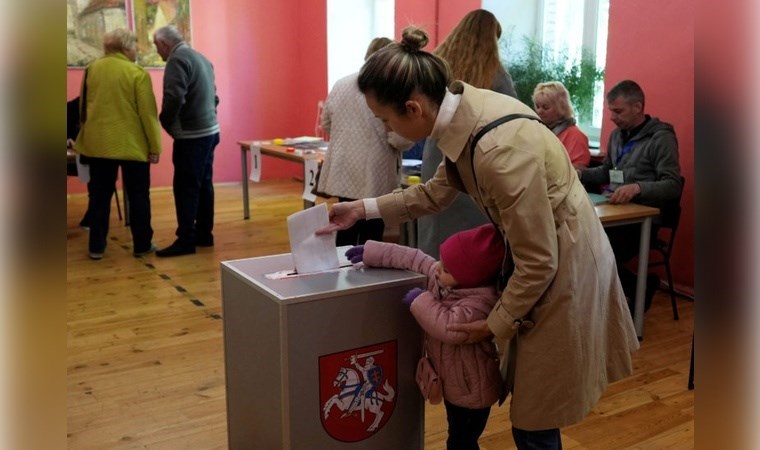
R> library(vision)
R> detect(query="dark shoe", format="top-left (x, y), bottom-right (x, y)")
top-left (133, 243), bottom-right (158, 257)
top-left (644, 274), bottom-right (660, 312)
top-left (156, 241), bottom-right (196, 257)
top-left (196, 235), bottom-right (214, 247)
top-left (89, 252), bottom-right (104, 260)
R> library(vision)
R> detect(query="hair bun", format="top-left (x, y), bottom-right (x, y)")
top-left (400, 26), bottom-right (429, 53)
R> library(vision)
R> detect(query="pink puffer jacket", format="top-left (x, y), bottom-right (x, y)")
top-left (362, 241), bottom-right (503, 409)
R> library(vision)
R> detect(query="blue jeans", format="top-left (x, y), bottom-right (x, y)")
top-left (86, 157), bottom-right (152, 253)
top-left (444, 400), bottom-right (491, 450)
top-left (171, 133), bottom-right (219, 245)
top-left (511, 426), bottom-right (562, 450)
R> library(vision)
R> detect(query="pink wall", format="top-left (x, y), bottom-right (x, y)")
top-left (395, 0), bottom-right (481, 47)
top-left (603, 0), bottom-right (694, 289)
top-left (67, 0), bottom-right (326, 194)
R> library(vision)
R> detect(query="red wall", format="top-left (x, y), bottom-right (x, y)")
top-left (66, 0), bottom-right (326, 194)
top-left (395, 0), bottom-right (481, 47)
top-left (603, 0), bottom-right (694, 289)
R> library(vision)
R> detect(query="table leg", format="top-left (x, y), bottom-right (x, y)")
top-left (241, 148), bottom-right (250, 220)
top-left (633, 216), bottom-right (652, 338)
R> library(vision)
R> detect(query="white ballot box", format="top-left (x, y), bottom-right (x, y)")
top-left (221, 250), bottom-right (426, 449)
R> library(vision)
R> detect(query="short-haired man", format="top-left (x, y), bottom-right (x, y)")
top-left (153, 26), bottom-right (220, 257)
top-left (578, 80), bottom-right (683, 311)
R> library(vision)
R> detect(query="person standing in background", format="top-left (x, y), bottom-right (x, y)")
top-left (417, 9), bottom-right (517, 258)
top-left (316, 37), bottom-right (412, 246)
top-left (533, 81), bottom-right (591, 169)
top-left (67, 96), bottom-right (94, 229)
top-left (153, 25), bottom-right (220, 257)
top-left (75, 29), bottom-right (162, 260)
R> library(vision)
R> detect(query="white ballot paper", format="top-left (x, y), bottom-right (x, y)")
top-left (286, 203), bottom-right (339, 274)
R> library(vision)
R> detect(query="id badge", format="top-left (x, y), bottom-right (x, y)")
top-left (609, 169), bottom-right (624, 184)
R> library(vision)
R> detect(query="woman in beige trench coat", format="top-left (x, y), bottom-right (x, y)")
top-left (317, 27), bottom-right (639, 450)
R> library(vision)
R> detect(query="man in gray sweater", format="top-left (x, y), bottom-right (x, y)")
top-left (578, 80), bottom-right (683, 311)
top-left (153, 26), bottom-right (220, 257)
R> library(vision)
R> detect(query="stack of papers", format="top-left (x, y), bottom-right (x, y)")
top-left (588, 193), bottom-right (608, 205)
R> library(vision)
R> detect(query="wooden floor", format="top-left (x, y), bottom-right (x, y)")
top-left (67, 180), bottom-right (694, 449)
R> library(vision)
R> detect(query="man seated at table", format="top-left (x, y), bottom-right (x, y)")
top-left (578, 80), bottom-right (683, 312)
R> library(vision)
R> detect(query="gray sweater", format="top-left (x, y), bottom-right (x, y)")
top-left (580, 116), bottom-right (682, 209)
top-left (160, 43), bottom-right (220, 139)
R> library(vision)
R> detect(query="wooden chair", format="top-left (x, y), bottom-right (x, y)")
top-left (648, 176), bottom-right (685, 320)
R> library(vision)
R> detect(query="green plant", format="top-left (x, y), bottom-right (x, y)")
top-left (502, 37), bottom-right (604, 124)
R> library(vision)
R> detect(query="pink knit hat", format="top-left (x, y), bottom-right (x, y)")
top-left (439, 224), bottom-right (506, 288)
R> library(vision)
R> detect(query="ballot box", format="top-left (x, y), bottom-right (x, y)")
top-left (221, 250), bottom-right (426, 449)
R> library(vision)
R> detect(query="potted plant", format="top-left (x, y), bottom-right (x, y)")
top-left (502, 38), bottom-right (604, 124)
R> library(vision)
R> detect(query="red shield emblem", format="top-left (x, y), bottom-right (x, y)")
top-left (319, 340), bottom-right (397, 442)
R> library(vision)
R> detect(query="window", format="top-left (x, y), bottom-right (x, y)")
top-left (487, 0), bottom-right (609, 143)
top-left (326, 0), bottom-right (394, 91)
top-left (541, 0), bottom-right (609, 135)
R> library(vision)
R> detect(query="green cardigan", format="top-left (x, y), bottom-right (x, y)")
top-left (75, 53), bottom-right (162, 161)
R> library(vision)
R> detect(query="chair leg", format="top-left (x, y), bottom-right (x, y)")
top-left (665, 260), bottom-right (679, 320)
top-left (688, 335), bottom-right (694, 390)
top-left (113, 188), bottom-right (123, 221)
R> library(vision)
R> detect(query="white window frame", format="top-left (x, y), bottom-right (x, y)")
top-left (537, 0), bottom-right (609, 147)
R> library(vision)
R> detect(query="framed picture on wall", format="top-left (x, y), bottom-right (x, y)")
top-left (67, 0), bottom-right (191, 68)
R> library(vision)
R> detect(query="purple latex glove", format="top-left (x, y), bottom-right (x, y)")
top-left (402, 287), bottom-right (424, 307)
top-left (345, 245), bottom-right (365, 264)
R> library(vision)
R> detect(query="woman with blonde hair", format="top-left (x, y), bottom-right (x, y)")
top-left (435, 9), bottom-right (516, 96)
top-left (75, 28), bottom-right (162, 259)
top-left (416, 9), bottom-right (517, 259)
top-left (533, 81), bottom-right (591, 168)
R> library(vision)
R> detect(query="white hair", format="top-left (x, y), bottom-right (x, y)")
top-left (154, 25), bottom-right (184, 45)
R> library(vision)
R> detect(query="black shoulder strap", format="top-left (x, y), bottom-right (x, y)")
top-left (468, 113), bottom-right (544, 291)
top-left (468, 113), bottom-right (545, 204)
top-left (470, 113), bottom-right (544, 156)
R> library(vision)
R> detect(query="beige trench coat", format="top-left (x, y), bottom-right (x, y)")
top-left (376, 82), bottom-right (639, 430)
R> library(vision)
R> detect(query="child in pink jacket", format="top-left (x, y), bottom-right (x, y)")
top-left (346, 224), bottom-right (506, 450)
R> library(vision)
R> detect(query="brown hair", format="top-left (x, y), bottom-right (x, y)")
top-left (606, 79), bottom-right (646, 108)
top-left (533, 81), bottom-right (575, 119)
top-left (357, 27), bottom-right (451, 115)
top-left (434, 9), bottom-right (503, 89)
top-left (365, 37), bottom-right (393, 60)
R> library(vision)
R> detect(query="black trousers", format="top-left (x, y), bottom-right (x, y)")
top-left (335, 197), bottom-right (385, 246)
top-left (605, 223), bottom-right (660, 297)
top-left (511, 427), bottom-right (563, 449)
top-left (87, 157), bottom-right (152, 253)
top-left (444, 400), bottom-right (491, 450)
top-left (171, 133), bottom-right (219, 246)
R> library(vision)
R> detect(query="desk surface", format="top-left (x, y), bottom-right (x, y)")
top-left (239, 140), bottom-right (325, 164)
top-left (595, 202), bottom-right (659, 223)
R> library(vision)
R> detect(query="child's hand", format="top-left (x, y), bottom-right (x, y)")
top-left (402, 287), bottom-right (424, 307)
top-left (345, 245), bottom-right (364, 264)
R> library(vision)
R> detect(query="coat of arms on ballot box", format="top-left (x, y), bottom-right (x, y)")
top-left (319, 340), bottom-right (398, 442)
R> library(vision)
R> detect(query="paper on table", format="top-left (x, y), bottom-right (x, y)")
top-left (286, 203), bottom-right (339, 274)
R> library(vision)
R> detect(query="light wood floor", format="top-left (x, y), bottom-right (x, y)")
top-left (67, 180), bottom-right (694, 449)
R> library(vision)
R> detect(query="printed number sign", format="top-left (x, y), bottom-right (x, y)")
top-left (249, 143), bottom-right (262, 182)
top-left (302, 158), bottom-right (319, 203)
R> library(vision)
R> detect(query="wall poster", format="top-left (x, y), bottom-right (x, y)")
top-left (67, 0), bottom-right (191, 68)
